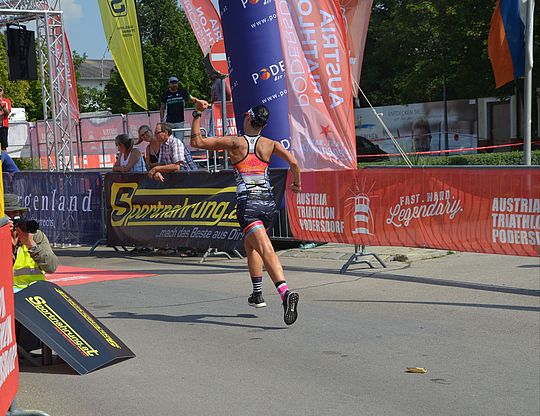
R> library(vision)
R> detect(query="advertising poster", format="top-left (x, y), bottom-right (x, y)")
top-left (355, 99), bottom-right (478, 157)
top-left (220, 0), bottom-right (291, 168)
top-left (105, 170), bottom-right (287, 250)
top-left (10, 172), bottom-right (104, 246)
top-left (0, 225), bottom-right (19, 414)
top-left (14, 281), bottom-right (135, 375)
top-left (287, 167), bottom-right (540, 257)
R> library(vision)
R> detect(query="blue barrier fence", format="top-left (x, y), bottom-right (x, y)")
top-left (2, 170), bottom-right (294, 248)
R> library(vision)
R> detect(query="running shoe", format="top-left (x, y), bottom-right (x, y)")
top-left (248, 292), bottom-right (267, 308)
top-left (282, 291), bottom-right (299, 325)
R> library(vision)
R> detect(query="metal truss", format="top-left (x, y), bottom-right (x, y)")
top-left (0, 0), bottom-right (75, 171)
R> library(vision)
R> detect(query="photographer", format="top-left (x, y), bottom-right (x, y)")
top-left (4, 193), bottom-right (58, 290)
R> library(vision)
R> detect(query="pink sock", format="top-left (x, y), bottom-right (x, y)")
top-left (276, 282), bottom-right (289, 301)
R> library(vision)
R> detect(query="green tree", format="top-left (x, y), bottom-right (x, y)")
top-left (104, 0), bottom-right (209, 114)
top-left (361, 0), bottom-right (539, 106)
top-left (72, 51), bottom-right (109, 112)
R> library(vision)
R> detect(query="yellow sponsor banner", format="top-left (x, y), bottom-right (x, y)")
top-left (98, 0), bottom-right (148, 110)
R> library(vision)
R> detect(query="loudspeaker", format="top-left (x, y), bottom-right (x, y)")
top-left (6, 26), bottom-right (38, 81)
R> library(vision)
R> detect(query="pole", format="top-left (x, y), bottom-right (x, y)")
top-left (523, 0), bottom-right (535, 166)
top-left (443, 74), bottom-right (449, 151)
top-left (221, 78), bottom-right (228, 169)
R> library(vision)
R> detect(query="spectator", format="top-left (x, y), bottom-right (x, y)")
top-left (160, 76), bottom-right (200, 139)
top-left (210, 74), bottom-right (232, 102)
top-left (112, 134), bottom-right (147, 173)
top-left (148, 122), bottom-right (196, 182)
top-left (1, 150), bottom-right (19, 173)
top-left (5, 193), bottom-right (58, 291)
top-left (0, 86), bottom-right (12, 151)
top-left (209, 74), bottom-right (232, 137)
top-left (135, 125), bottom-right (160, 169)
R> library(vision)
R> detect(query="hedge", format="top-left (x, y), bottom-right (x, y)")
top-left (358, 150), bottom-right (540, 167)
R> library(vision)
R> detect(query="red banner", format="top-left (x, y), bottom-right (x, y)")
top-left (0, 224), bottom-right (19, 413)
top-left (275, 0), bottom-right (356, 171)
top-left (340, 0), bottom-right (373, 97)
top-left (181, 0), bottom-right (224, 54)
top-left (212, 101), bottom-right (237, 136)
top-left (287, 168), bottom-right (540, 257)
top-left (64, 34), bottom-right (80, 121)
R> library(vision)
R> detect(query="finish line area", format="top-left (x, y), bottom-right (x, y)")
top-left (46, 265), bottom-right (156, 287)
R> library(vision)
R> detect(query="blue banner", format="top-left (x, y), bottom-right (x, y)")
top-left (219, 0), bottom-right (290, 168)
top-left (9, 172), bottom-right (104, 245)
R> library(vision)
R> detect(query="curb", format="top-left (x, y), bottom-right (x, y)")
top-left (277, 244), bottom-right (452, 263)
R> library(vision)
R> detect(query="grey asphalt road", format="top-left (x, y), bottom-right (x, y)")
top-left (13, 249), bottom-right (540, 416)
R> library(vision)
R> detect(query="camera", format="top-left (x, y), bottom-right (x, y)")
top-left (12, 215), bottom-right (40, 233)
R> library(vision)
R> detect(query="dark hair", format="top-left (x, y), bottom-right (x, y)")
top-left (157, 122), bottom-right (173, 135)
top-left (135, 125), bottom-right (152, 145)
top-left (115, 134), bottom-right (134, 149)
top-left (249, 105), bottom-right (270, 128)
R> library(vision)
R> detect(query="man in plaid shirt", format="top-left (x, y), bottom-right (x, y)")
top-left (148, 122), bottom-right (189, 182)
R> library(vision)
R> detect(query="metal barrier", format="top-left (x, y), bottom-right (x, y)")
top-left (269, 206), bottom-right (294, 241)
top-left (172, 127), bottom-right (222, 172)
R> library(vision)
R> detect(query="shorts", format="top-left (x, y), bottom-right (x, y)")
top-left (236, 192), bottom-right (277, 233)
top-left (0, 127), bottom-right (8, 150)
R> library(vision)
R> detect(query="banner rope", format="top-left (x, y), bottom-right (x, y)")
top-left (358, 88), bottom-right (413, 167)
top-left (357, 140), bottom-right (540, 159)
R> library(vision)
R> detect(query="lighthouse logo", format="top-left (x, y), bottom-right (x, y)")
top-left (352, 195), bottom-right (372, 235)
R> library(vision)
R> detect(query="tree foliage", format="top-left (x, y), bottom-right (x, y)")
top-left (71, 51), bottom-right (109, 112)
top-left (361, 0), bottom-right (539, 106)
top-left (104, 0), bottom-right (209, 114)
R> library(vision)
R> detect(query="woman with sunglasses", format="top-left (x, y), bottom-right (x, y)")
top-left (136, 125), bottom-right (161, 169)
top-left (190, 99), bottom-right (301, 325)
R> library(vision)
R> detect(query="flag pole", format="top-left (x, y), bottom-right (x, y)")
top-left (523, 0), bottom-right (535, 166)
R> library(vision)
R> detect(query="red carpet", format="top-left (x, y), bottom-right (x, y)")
top-left (46, 265), bottom-right (155, 286)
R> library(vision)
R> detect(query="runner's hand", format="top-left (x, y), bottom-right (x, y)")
top-left (194, 99), bottom-right (210, 112)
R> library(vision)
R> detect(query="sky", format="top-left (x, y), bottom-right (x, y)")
top-left (61, 0), bottom-right (219, 59)
top-left (62, 0), bottom-right (111, 59)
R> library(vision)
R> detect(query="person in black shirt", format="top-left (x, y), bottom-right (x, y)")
top-left (160, 76), bottom-right (195, 136)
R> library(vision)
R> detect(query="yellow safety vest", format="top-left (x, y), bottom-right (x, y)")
top-left (13, 244), bottom-right (46, 289)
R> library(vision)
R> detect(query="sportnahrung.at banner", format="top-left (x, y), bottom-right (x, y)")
top-left (286, 167), bottom-right (540, 257)
top-left (105, 170), bottom-right (288, 251)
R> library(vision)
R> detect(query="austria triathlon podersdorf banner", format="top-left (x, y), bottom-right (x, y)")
top-left (274, 0), bottom-right (357, 170)
top-left (181, 0), bottom-right (223, 54)
top-left (340, 0), bottom-right (373, 97)
top-left (219, 0), bottom-right (291, 168)
top-left (105, 170), bottom-right (287, 251)
top-left (286, 167), bottom-right (540, 257)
